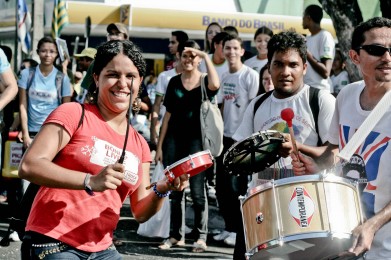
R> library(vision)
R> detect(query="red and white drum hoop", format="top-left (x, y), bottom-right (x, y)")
top-left (164, 150), bottom-right (213, 182)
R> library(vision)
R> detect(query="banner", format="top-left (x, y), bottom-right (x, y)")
top-left (17, 0), bottom-right (32, 54)
top-left (51, 0), bottom-right (69, 39)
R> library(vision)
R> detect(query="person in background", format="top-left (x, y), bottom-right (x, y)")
top-left (0, 46), bottom-right (19, 241)
top-left (73, 47), bottom-right (97, 103)
top-left (214, 34), bottom-right (259, 247)
top-left (199, 31), bottom-right (230, 200)
top-left (165, 31), bottom-right (189, 71)
top-left (80, 23), bottom-right (129, 94)
top-left (199, 32), bottom-right (230, 86)
top-left (204, 22), bottom-right (223, 53)
top-left (302, 4), bottom-right (335, 92)
top-left (293, 17), bottom-right (391, 260)
top-left (257, 64), bottom-right (274, 95)
top-left (331, 47), bottom-right (350, 96)
top-left (155, 40), bottom-right (219, 253)
top-left (232, 30), bottom-right (336, 260)
top-left (145, 74), bottom-right (157, 105)
top-left (130, 83), bottom-right (153, 143)
top-left (18, 36), bottom-right (72, 149)
top-left (19, 59), bottom-right (38, 74)
top-left (223, 26), bottom-right (253, 62)
top-left (18, 39), bottom-right (189, 259)
top-left (150, 31), bottom-right (188, 149)
top-left (244, 26), bottom-right (274, 74)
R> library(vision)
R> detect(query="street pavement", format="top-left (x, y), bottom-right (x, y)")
top-left (0, 192), bottom-right (234, 260)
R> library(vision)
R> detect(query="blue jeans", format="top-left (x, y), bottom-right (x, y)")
top-left (163, 133), bottom-right (208, 242)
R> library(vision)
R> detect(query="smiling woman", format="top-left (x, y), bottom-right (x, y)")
top-left (18, 40), bottom-right (190, 259)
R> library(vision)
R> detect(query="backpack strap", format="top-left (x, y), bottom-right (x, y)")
top-left (200, 73), bottom-right (208, 102)
top-left (77, 104), bottom-right (84, 130)
top-left (55, 70), bottom-right (64, 104)
top-left (308, 87), bottom-right (321, 146)
top-left (26, 67), bottom-right (36, 91)
top-left (253, 90), bottom-right (274, 117)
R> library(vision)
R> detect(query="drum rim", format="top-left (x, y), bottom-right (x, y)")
top-left (246, 231), bottom-right (352, 257)
top-left (226, 129), bottom-right (281, 152)
top-left (223, 130), bottom-right (284, 175)
top-left (245, 174), bottom-right (357, 197)
top-left (165, 150), bottom-right (212, 170)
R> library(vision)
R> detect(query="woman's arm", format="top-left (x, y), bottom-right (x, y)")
top-left (18, 123), bottom-right (125, 192)
top-left (131, 160), bottom-right (189, 223)
top-left (18, 88), bottom-right (31, 147)
top-left (184, 47), bottom-right (220, 91)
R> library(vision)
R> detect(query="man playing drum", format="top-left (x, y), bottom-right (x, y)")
top-left (231, 31), bottom-right (336, 259)
top-left (293, 17), bottom-right (391, 259)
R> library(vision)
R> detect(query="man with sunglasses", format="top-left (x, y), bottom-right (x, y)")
top-left (293, 17), bottom-right (391, 259)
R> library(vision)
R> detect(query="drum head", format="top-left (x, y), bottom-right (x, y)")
top-left (223, 130), bottom-right (284, 176)
top-left (164, 150), bottom-right (213, 182)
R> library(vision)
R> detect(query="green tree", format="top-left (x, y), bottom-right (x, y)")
top-left (319, 0), bottom-right (391, 82)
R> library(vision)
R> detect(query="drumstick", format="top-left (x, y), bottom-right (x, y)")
top-left (281, 108), bottom-right (300, 159)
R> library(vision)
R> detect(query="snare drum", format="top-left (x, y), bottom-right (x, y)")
top-left (241, 174), bottom-right (363, 260)
top-left (164, 150), bottom-right (213, 182)
top-left (224, 130), bottom-right (284, 176)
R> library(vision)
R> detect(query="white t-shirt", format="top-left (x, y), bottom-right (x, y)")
top-left (155, 68), bottom-right (177, 119)
top-left (0, 49), bottom-right (10, 73)
top-left (244, 55), bottom-right (267, 75)
top-left (331, 70), bottom-right (350, 95)
top-left (199, 54), bottom-right (229, 82)
top-left (233, 85), bottom-right (335, 175)
top-left (304, 29), bottom-right (335, 92)
top-left (220, 65), bottom-right (259, 137)
top-left (327, 81), bottom-right (391, 259)
top-left (199, 54), bottom-right (229, 104)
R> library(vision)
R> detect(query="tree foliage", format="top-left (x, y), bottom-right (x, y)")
top-left (319, 0), bottom-right (391, 82)
top-left (319, 0), bottom-right (363, 81)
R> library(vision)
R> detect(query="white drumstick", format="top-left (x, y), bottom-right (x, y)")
top-left (338, 90), bottom-right (391, 161)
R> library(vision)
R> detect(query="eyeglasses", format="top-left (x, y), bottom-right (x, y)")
top-left (357, 45), bottom-right (391, 57)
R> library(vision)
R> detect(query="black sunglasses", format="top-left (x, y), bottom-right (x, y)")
top-left (357, 45), bottom-right (391, 57)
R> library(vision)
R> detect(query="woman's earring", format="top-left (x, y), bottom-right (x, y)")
top-left (132, 97), bottom-right (142, 113)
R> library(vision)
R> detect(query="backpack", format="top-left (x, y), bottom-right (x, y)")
top-left (0, 104), bottom-right (85, 246)
top-left (200, 74), bottom-right (224, 157)
top-left (253, 87), bottom-right (321, 145)
top-left (26, 66), bottom-right (64, 104)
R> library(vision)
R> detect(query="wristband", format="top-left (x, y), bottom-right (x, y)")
top-left (84, 173), bottom-right (95, 196)
top-left (153, 183), bottom-right (171, 198)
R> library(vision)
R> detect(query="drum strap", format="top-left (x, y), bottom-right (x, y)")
top-left (253, 87), bottom-right (321, 146)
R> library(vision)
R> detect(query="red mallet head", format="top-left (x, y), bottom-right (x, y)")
top-left (281, 108), bottom-right (294, 127)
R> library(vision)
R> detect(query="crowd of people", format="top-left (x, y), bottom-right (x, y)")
top-left (0, 3), bottom-right (391, 259)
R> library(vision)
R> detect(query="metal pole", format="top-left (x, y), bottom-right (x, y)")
top-left (32, 0), bottom-right (44, 62)
top-left (14, 0), bottom-right (19, 71)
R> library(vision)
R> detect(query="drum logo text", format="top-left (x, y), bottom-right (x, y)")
top-left (288, 186), bottom-right (315, 228)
